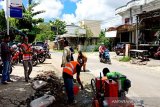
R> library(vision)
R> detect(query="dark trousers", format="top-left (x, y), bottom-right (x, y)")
top-left (23, 60), bottom-right (32, 81)
top-left (1, 61), bottom-right (11, 82)
top-left (63, 78), bottom-right (74, 103)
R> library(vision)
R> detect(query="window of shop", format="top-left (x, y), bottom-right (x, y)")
top-left (121, 32), bottom-right (130, 42)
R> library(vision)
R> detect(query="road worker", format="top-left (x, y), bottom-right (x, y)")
top-left (21, 36), bottom-right (33, 82)
top-left (62, 61), bottom-right (84, 104)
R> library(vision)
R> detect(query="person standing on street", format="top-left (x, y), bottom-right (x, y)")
top-left (21, 36), bottom-right (33, 82)
top-left (61, 40), bottom-right (71, 67)
top-left (70, 46), bottom-right (75, 61)
top-left (63, 61), bottom-right (84, 104)
top-left (77, 51), bottom-right (87, 72)
top-left (1, 35), bottom-right (13, 84)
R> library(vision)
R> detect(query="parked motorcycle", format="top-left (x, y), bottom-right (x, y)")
top-left (32, 52), bottom-right (38, 66)
top-left (100, 49), bottom-right (111, 64)
top-left (44, 48), bottom-right (51, 59)
top-left (31, 46), bottom-right (46, 66)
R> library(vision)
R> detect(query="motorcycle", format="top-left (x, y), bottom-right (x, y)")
top-left (31, 46), bottom-right (46, 66)
top-left (32, 52), bottom-right (38, 66)
top-left (35, 47), bottom-right (46, 63)
top-left (11, 49), bottom-right (23, 65)
top-left (100, 49), bottom-right (111, 64)
top-left (44, 48), bottom-right (51, 59)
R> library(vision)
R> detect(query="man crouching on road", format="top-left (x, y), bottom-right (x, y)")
top-left (63, 61), bottom-right (84, 104)
top-left (21, 36), bottom-right (33, 82)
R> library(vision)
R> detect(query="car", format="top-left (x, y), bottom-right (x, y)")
top-left (114, 42), bottom-right (135, 55)
top-left (33, 41), bottom-right (45, 47)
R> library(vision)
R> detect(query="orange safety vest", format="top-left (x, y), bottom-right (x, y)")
top-left (21, 43), bottom-right (32, 60)
top-left (63, 61), bottom-right (80, 76)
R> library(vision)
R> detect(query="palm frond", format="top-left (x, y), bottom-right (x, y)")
top-left (32, 10), bottom-right (45, 16)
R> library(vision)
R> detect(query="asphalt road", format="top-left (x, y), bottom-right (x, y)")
top-left (51, 51), bottom-right (160, 107)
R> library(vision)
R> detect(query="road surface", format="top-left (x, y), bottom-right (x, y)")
top-left (51, 51), bottom-right (160, 107)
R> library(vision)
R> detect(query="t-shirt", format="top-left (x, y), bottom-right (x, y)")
top-left (1, 42), bottom-right (11, 61)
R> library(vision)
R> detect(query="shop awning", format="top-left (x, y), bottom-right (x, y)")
top-left (105, 31), bottom-right (117, 38)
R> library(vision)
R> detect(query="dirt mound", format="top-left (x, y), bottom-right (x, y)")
top-left (0, 71), bottom-right (94, 107)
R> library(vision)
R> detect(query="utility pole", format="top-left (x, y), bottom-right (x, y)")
top-left (6, 0), bottom-right (9, 35)
top-left (136, 15), bottom-right (139, 49)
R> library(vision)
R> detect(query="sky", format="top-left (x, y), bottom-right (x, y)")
top-left (0, 0), bottom-right (131, 29)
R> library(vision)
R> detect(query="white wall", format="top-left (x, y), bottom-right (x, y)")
top-left (117, 0), bottom-right (160, 24)
top-left (66, 25), bottom-right (86, 35)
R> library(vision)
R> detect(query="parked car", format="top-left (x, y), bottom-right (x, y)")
top-left (114, 42), bottom-right (135, 55)
top-left (33, 41), bottom-right (45, 47)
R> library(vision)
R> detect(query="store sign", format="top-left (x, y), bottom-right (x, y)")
top-left (10, 0), bottom-right (22, 18)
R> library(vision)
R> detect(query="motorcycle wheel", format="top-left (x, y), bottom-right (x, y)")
top-left (32, 60), bottom-right (38, 66)
top-left (39, 56), bottom-right (46, 63)
top-left (46, 54), bottom-right (51, 59)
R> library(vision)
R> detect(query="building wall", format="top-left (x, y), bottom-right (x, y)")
top-left (80, 20), bottom-right (101, 37)
top-left (66, 25), bottom-right (86, 35)
top-left (117, 0), bottom-right (160, 24)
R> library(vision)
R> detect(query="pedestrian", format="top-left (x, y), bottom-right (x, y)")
top-left (70, 46), bottom-right (75, 61)
top-left (21, 36), bottom-right (33, 82)
top-left (1, 35), bottom-right (13, 84)
top-left (63, 61), bottom-right (84, 104)
top-left (61, 40), bottom-right (71, 67)
top-left (77, 51), bottom-right (87, 72)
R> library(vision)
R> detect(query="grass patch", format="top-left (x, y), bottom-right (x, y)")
top-left (119, 56), bottom-right (131, 62)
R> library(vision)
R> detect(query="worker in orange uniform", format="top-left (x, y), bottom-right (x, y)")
top-left (77, 51), bottom-right (87, 72)
top-left (63, 61), bottom-right (84, 104)
top-left (21, 36), bottom-right (33, 82)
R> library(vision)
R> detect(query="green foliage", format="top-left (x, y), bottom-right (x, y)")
top-left (50, 19), bottom-right (67, 35)
top-left (35, 23), bottom-right (55, 41)
top-left (0, 9), bottom-right (6, 31)
top-left (119, 56), bottom-right (131, 62)
top-left (93, 45), bottom-right (99, 52)
top-left (84, 25), bottom-right (93, 39)
top-left (0, 1), bottom-right (44, 43)
top-left (99, 30), bottom-right (112, 50)
top-left (17, 2), bottom-right (44, 31)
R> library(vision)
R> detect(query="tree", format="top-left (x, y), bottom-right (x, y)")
top-left (83, 25), bottom-right (93, 50)
top-left (49, 19), bottom-right (67, 35)
top-left (36, 23), bottom-right (55, 41)
top-left (0, 9), bottom-right (6, 31)
top-left (15, 1), bottom-right (45, 42)
top-left (99, 30), bottom-right (112, 50)
top-left (17, 2), bottom-right (45, 31)
top-left (84, 25), bottom-right (93, 39)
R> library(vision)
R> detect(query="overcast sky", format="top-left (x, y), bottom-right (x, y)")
top-left (0, 0), bottom-right (131, 28)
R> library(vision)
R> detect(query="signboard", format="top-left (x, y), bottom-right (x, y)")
top-left (105, 31), bottom-right (117, 38)
top-left (10, 0), bottom-right (22, 18)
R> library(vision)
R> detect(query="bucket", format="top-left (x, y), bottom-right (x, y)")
top-left (73, 85), bottom-right (79, 95)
